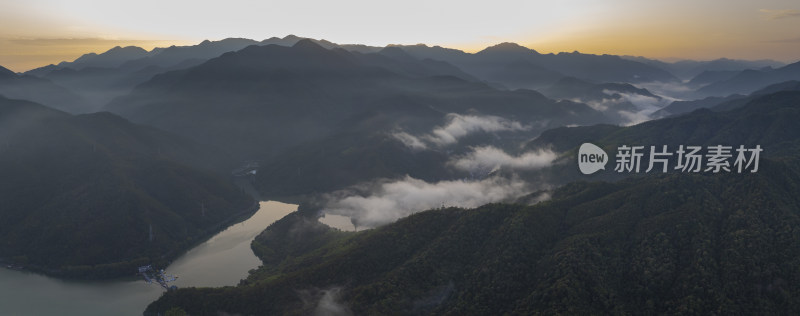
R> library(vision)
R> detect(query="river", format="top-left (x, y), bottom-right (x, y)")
top-left (0, 201), bottom-right (297, 316)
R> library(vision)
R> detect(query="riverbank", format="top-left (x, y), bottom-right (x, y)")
top-left (0, 200), bottom-right (260, 281)
top-left (0, 201), bottom-right (298, 316)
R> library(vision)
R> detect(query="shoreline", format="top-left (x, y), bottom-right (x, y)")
top-left (0, 199), bottom-right (261, 282)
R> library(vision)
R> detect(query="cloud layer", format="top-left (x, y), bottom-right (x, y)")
top-left (323, 176), bottom-right (529, 228)
top-left (297, 287), bottom-right (353, 316)
top-left (449, 146), bottom-right (557, 173)
top-left (392, 113), bottom-right (530, 149)
top-left (392, 131), bottom-right (428, 150)
top-left (582, 89), bottom-right (675, 126)
top-left (427, 113), bottom-right (530, 145)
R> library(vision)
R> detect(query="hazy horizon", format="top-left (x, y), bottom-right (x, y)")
top-left (1, 35), bottom-right (798, 73)
top-left (2, 0), bottom-right (799, 72)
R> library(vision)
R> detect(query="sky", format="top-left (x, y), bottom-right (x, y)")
top-left (1, 0), bottom-right (799, 72)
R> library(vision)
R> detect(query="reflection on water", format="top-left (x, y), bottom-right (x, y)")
top-left (168, 201), bottom-right (296, 287)
top-left (0, 201), bottom-right (296, 316)
top-left (0, 268), bottom-right (160, 316)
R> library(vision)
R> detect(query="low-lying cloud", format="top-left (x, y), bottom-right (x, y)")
top-left (449, 146), bottom-right (557, 173)
top-left (392, 113), bottom-right (530, 149)
top-left (617, 110), bottom-right (654, 126)
top-left (392, 131), bottom-right (428, 150)
top-left (427, 113), bottom-right (530, 146)
top-left (603, 89), bottom-right (665, 108)
top-left (588, 89), bottom-right (676, 126)
top-left (634, 82), bottom-right (694, 100)
top-left (298, 287), bottom-right (353, 316)
top-left (323, 176), bottom-right (529, 228)
top-left (314, 287), bottom-right (351, 316)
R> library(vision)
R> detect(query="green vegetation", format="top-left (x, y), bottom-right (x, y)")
top-left (524, 90), bottom-right (800, 187)
top-left (3, 38), bottom-right (799, 313)
top-left (164, 307), bottom-right (187, 316)
top-left (145, 90), bottom-right (800, 315)
top-left (147, 157), bottom-right (800, 315)
top-left (0, 96), bottom-right (254, 278)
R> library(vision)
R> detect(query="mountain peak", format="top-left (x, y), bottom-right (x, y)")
top-left (70, 45), bottom-right (149, 67)
top-left (479, 42), bottom-right (539, 55)
top-left (0, 65), bottom-right (16, 78)
top-left (292, 39), bottom-right (326, 51)
top-left (217, 38), bottom-right (259, 45)
top-left (105, 45), bottom-right (147, 54)
top-left (378, 46), bottom-right (414, 60)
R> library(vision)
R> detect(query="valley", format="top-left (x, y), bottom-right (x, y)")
top-left (1, 33), bottom-right (799, 315)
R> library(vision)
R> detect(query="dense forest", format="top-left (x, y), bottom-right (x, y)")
top-left (145, 90), bottom-right (800, 314)
top-left (146, 156), bottom-right (800, 315)
top-left (0, 96), bottom-right (254, 278)
top-left (1, 34), bottom-right (799, 314)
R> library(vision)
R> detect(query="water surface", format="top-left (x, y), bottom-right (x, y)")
top-left (0, 201), bottom-right (296, 316)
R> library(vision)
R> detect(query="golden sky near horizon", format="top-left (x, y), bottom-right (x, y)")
top-left (1, 0), bottom-right (799, 72)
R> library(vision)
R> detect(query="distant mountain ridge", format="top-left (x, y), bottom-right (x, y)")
top-left (25, 35), bottom-right (346, 77)
top-left (621, 56), bottom-right (785, 80)
top-left (697, 61), bottom-right (800, 97)
top-left (543, 76), bottom-right (660, 101)
top-left (21, 36), bottom-right (384, 110)
top-left (0, 66), bottom-right (92, 113)
top-left (16, 35), bottom-right (794, 117)
top-left (22, 36), bottom-right (791, 91)
top-left (654, 80), bottom-right (800, 117)
top-left (66, 46), bottom-right (151, 69)
top-left (105, 40), bottom-right (612, 167)
top-left (397, 42), bottom-right (678, 89)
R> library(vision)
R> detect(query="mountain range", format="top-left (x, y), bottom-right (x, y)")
top-left (398, 42), bottom-right (679, 89)
top-left (104, 40), bottom-right (613, 167)
top-left (696, 61), bottom-right (800, 97)
top-left (148, 162), bottom-right (800, 314)
top-left (0, 65), bottom-right (91, 113)
top-left (0, 34), bottom-right (798, 316)
top-left (0, 96), bottom-right (252, 278)
top-left (654, 80), bottom-right (800, 118)
top-left (623, 56), bottom-right (785, 80)
top-left (14, 35), bottom-right (796, 117)
top-left (144, 89), bottom-right (800, 315)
